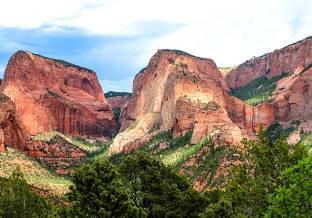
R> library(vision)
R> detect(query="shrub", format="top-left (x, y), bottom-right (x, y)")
top-left (0, 167), bottom-right (56, 217)
top-left (266, 156), bottom-right (312, 217)
top-left (66, 153), bottom-right (207, 217)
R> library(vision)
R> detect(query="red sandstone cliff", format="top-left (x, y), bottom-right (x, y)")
top-left (225, 36), bottom-right (312, 89)
top-left (226, 37), bottom-right (312, 134)
top-left (110, 50), bottom-right (249, 154)
top-left (0, 94), bottom-right (28, 151)
top-left (0, 51), bottom-right (117, 139)
top-left (107, 95), bottom-right (131, 109)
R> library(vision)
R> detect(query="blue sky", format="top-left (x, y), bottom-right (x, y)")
top-left (0, 0), bottom-right (311, 92)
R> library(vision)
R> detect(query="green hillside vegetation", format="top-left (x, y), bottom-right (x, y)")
top-left (230, 73), bottom-right (289, 106)
top-left (0, 168), bottom-right (57, 217)
top-left (300, 131), bottom-right (312, 149)
top-left (105, 91), bottom-right (132, 98)
top-left (0, 148), bottom-right (71, 198)
top-left (110, 131), bottom-right (241, 190)
top-left (32, 131), bottom-right (109, 154)
top-left (0, 130), bottom-right (310, 217)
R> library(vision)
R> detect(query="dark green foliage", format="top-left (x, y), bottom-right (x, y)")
top-left (265, 121), bottom-right (300, 143)
top-left (105, 91), bottom-right (132, 98)
top-left (66, 159), bottom-right (144, 217)
top-left (182, 147), bottom-right (240, 188)
top-left (161, 49), bottom-right (205, 60)
top-left (230, 73), bottom-right (289, 105)
top-left (112, 107), bottom-right (121, 119)
top-left (139, 131), bottom-right (193, 155)
top-left (266, 155), bottom-right (312, 217)
top-left (66, 153), bottom-right (207, 217)
top-left (119, 153), bottom-right (207, 217)
top-left (0, 167), bottom-right (56, 218)
top-left (138, 67), bottom-right (147, 74)
top-left (204, 128), bottom-right (308, 217)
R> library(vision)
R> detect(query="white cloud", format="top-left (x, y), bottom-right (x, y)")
top-left (0, 0), bottom-right (311, 74)
top-left (100, 77), bottom-right (133, 92)
top-left (0, 65), bottom-right (5, 78)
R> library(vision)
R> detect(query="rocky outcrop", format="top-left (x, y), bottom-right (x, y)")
top-left (226, 36), bottom-right (312, 132)
top-left (107, 95), bottom-right (131, 109)
top-left (105, 91), bottom-right (131, 109)
top-left (110, 50), bottom-right (248, 154)
top-left (225, 36), bottom-right (312, 89)
top-left (0, 94), bottom-right (28, 151)
top-left (1, 51), bottom-right (117, 139)
top-left (26, 136), bottom-right (86, 175)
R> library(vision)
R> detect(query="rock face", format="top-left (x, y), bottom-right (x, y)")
top-left (226, 37), bottom-right (312, 131)
top-left (111, 38), bottom-right (312, 154)
top-left (26, 136), bottom-right (86, 175)
top-left (110, 50), bottom-right (247, 154)
top-left (105, 92), bottom-right (131, 109)
top-left (1, 51), bottom-right (117, 139)
top-left (225, 36), bottom-right (312, 89)
top-left (0, 94), bottom-right (28, 151)
top-left (107, 95), bottom-right (131, 109)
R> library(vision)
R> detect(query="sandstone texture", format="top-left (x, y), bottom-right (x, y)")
top-left (111, 37), bottom-right (312, 154)
top-left (226, 37), bottom-right (312, 132)
top-left (0, 94), bottom-right (28, 151)
top-left (225, 36), bottom-right (312, 89)
top-left (107, 95), bottom-right (130, 108)
top-left (110, 50), bottom-right (248, 154)
top-left (26, 136), bottom-right (86, 175)
top-left (1, 51), bottom-right (117, 139)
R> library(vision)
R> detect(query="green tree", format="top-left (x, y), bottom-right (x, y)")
top-left (0, 167), bottom-right (56, 218)
top-left (119, 152), bottom-right (207, 217)
top-left (266, 156), bottom-right (312, 217)
top-left (66, 152), bottom-right (207, 217)
top-left (203, 128), bottom-right (308, 217)
top-left (66, 159), bottom-right (144, 217)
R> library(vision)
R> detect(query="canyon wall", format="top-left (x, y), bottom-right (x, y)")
top-left (110, 50), bottom-right (251, 154)
top-left (0, 94), bottom-right (28, 151)
top-left (0, 51), bottom-right (117, 139)
top-left (225, 36), bottom-right (312, 89)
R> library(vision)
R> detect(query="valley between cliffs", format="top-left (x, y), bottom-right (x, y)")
top-left (0, 36), bottom-right (311, 197)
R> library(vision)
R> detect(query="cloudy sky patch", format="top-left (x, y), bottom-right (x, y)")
top-left (0, 0), bottom-right (311, 92)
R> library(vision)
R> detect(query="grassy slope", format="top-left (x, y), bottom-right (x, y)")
top-left (32, 131), bottom-right (107, 153)
top-left (300, 132), bottom-right (312, 149)
top-left (0, 148), bottom-right (71, 198)
top-left (230, 73), bottom-right (289, 106)
top-left (110, 131), bottom-right (241, 190)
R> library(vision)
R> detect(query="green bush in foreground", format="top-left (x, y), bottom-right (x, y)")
top-left (0, 167), bottom-right (56, 218)
top-left (65, 152), bottom-right (207, 217)
top-left (203, 127), bottom-right (308, 217)
top-left (266, 155), bottom-right (312, 217)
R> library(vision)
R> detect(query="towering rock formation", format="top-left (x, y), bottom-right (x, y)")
top-left (110, 50), bottom-right (248, 154)
top-left (1, 51), bottom-right (117, 139)
top-left (111, 37), bottom-right (312, 154)
top-left (225, 36), bottom-right (312, 89)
